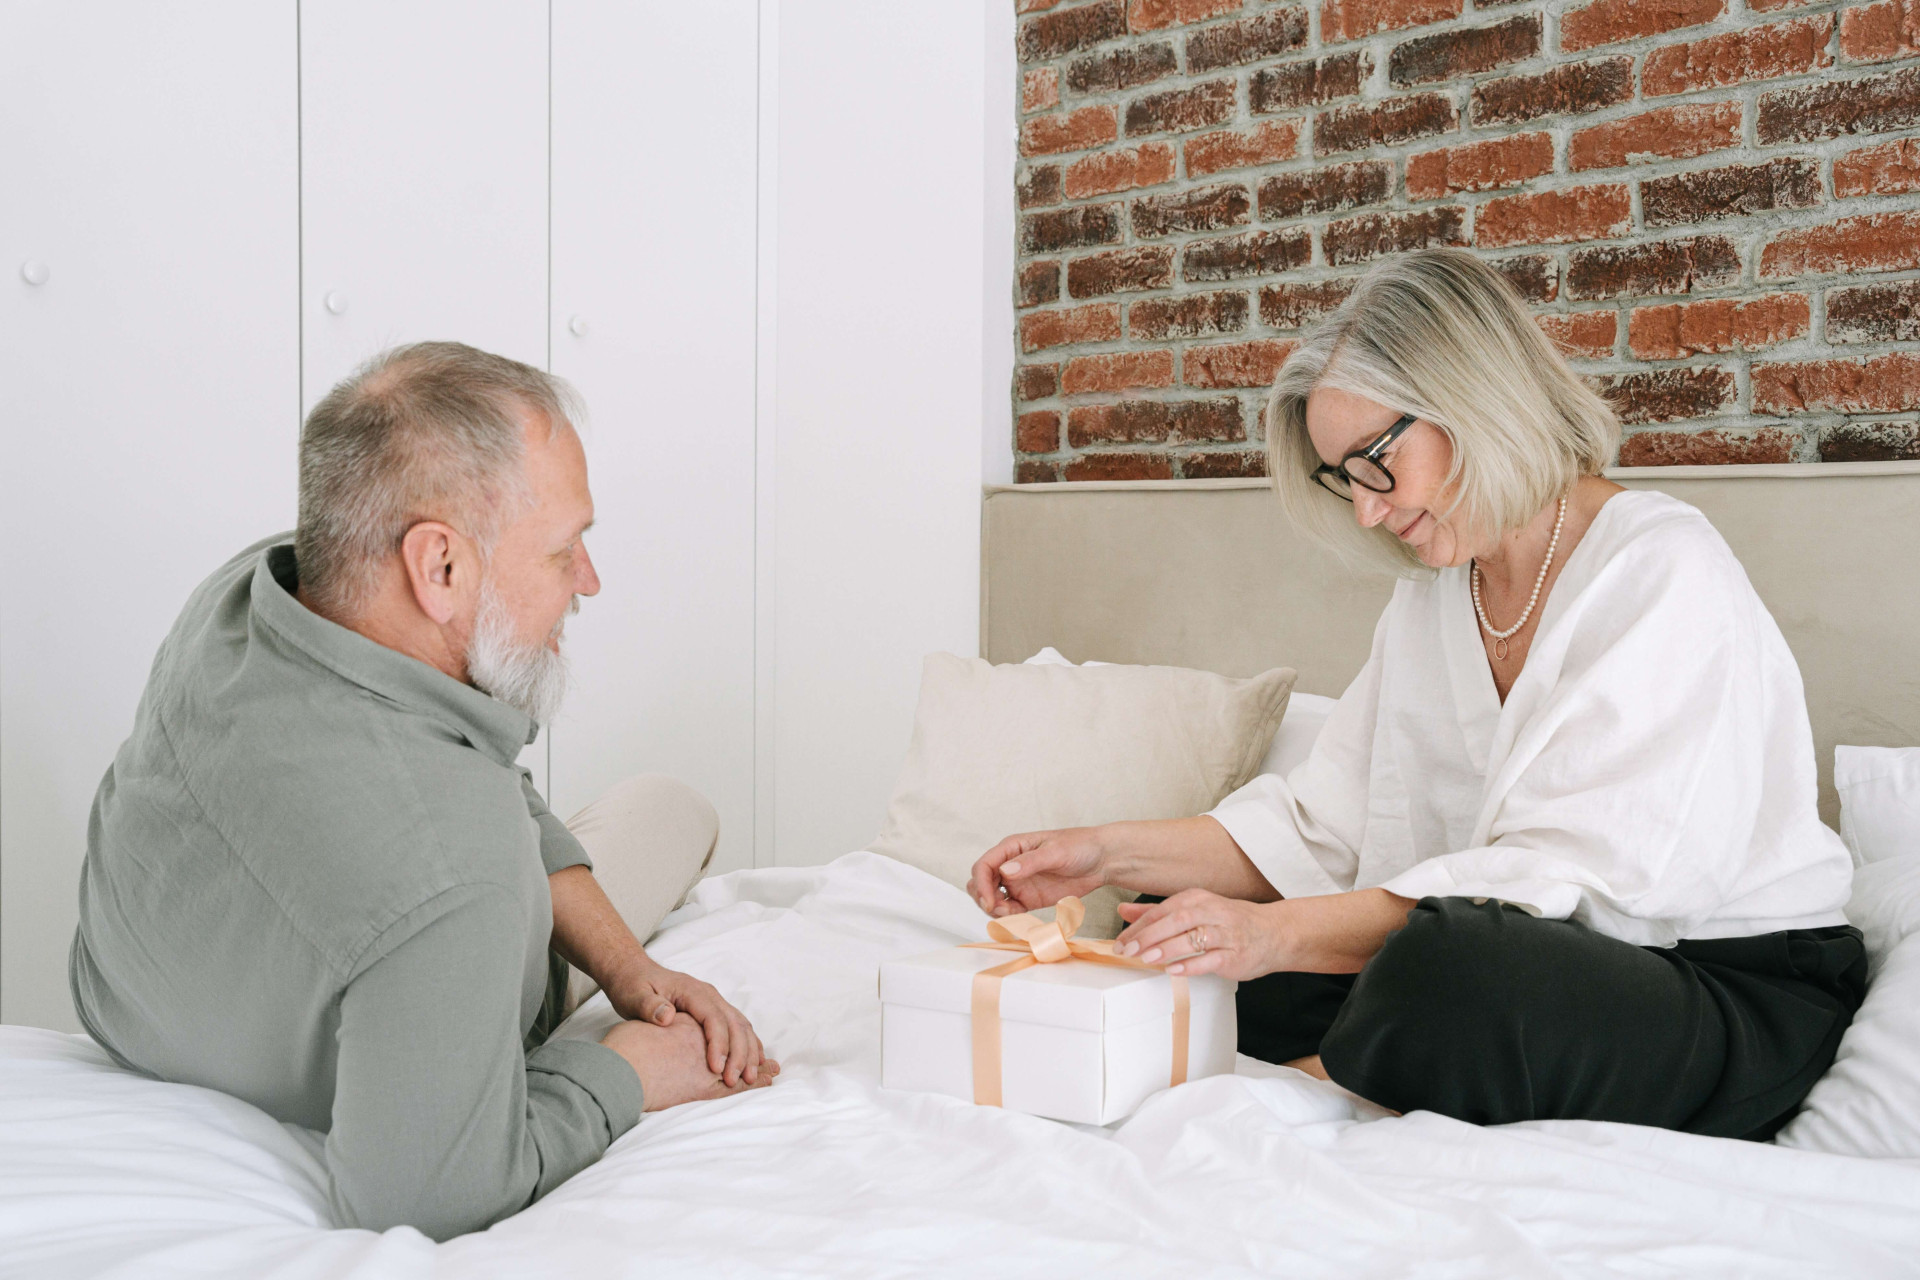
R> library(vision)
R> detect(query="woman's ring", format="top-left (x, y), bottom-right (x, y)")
top-left (1187, 927), bottom-right (1206, 954)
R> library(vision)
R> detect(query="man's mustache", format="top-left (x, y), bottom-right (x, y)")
top-left (549, 595), bottom-right (582, 642)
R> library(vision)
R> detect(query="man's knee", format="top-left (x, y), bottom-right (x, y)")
top-left (570, 774), bottom-right (718, 864)
top-left (566, 774), bottom-right (719, 935)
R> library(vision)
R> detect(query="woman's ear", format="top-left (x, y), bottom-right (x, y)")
top-left (398, 521), bottom-right (470, 626)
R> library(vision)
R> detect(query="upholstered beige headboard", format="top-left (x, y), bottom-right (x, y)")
top-left (982, 462), bottom-right (1920, 826)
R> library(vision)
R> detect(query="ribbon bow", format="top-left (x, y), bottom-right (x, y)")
top-left (962, 897), bottom-right (1189, 1108)
top-left (982, 894), bottom-right (1096, 963)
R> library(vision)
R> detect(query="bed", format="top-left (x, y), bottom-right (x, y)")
top-left (5, 462), bottom-right (1919, 1278)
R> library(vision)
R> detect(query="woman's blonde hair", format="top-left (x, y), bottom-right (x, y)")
top-left (1266, 248), bottom-right (1619, 574)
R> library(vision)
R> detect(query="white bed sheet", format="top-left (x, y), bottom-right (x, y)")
top-left (4, 852), bottom-right (1919, 1279)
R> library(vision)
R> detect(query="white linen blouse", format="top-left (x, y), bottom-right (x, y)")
top-left (1209, 489), bottom-right (1853, 946)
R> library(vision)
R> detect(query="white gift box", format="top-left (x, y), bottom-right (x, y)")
top-left (879, 942), bottom-right (1237, 1125)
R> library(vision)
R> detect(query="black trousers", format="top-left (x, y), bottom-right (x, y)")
top-left (1235, 896), bottom-right (1866, 1141)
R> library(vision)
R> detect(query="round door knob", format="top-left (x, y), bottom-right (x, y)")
top-left (568, 315), bottom-right (588, 337)
top-left (324, 290), bottom-right (349, 315)
top-left (20, 259), bottom-right (49, 286)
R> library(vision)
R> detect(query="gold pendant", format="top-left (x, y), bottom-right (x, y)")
top-left (1494, 637), bottom-right (1510, 660)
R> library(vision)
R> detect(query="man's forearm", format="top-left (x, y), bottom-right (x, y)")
top-left (548, 865), bottom-right (654, 993)
top-left (552, 866), bottom-right (770, 1083)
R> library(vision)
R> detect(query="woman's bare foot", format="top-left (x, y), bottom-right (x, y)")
top-left (1283, 1053), bottom-right (1400, 1116)
top-left (601, 1013), bottom-right (780, 1111)
top-left (1284, 1054), bottom-right (1331, 1081)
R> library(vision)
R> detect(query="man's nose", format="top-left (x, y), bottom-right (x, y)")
top-left (1352, 487), bottom-right (1393, 529)
top-left (576, 542), bottom-right (603, 597)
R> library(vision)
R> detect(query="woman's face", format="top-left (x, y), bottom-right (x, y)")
top-left (1305, 385), bottom-right (1477, 569)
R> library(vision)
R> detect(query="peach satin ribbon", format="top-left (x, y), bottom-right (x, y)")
top-left (963, 896), bottom-right (1190, 1108)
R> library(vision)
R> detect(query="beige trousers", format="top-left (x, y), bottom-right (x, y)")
top-left (558, 774), bottom-right (720, 1017)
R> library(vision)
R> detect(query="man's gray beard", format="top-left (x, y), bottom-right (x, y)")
top-left (466, 579), bottom-right (574, 727)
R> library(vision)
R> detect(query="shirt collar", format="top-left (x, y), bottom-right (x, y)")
top-left (249, 538), bottom-right (537, 764)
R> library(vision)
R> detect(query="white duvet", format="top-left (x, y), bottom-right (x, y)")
top-left (4, 852), bottom-right (1918, 1279)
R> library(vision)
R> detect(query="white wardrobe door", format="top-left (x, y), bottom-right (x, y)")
top-left (549, 0), bottom-right (759, 871)
top-left (771, 6), bottom-right (987, 866)
top-left (0, 3), bottom-right (300, 1030)
top-left (299, 0), bottom-right (549, 409)
top-left (300, 0), bottom-right (552, 786)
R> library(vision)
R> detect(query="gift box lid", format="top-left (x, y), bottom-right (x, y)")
top-left (879, 945), bottom-right (1182, 1033)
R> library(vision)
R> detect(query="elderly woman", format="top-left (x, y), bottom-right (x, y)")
top-left (970, 249), bottom-right (1864, 1139)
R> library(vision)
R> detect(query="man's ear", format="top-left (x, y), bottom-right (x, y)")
top-left (398, 521), bottom-right (471, 627)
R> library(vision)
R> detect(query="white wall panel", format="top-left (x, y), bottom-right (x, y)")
top-left (0, 2), bottom-right (300, 1030)
top-left (982, 0), bottom-right (1018, 488)
top-left (771, 2), bottom-right (987, 866)
top-left (548, 0), bottom-right (759, 871)
top-left (753, 0), bottom-right (782, 873)
top-left (1, 1), bottom-right (1004, 1032)
top-left (299, 0), bottom-right (549, 410)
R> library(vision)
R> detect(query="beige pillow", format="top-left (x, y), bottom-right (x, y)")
top-left (871, 653), bottom-right (1296, 936)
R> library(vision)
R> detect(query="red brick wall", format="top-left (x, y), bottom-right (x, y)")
top-left (1011, 0), bottom-right (1920, 481)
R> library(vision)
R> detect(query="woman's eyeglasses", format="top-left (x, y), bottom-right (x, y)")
top-left (1309, 413), bottom-right (1418, 502)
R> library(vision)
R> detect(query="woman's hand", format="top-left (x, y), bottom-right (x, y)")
top-left (1112, 889), bottom-right (1284, 981)
top-left (969, 827), bottom-right (1110, 917)
top-left (1116, 887), bottom-right (1420, 980)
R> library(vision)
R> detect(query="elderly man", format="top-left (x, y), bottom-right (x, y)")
top-left (69, 342), bottom-right (773, 1240)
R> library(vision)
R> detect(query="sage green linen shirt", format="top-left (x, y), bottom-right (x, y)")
top-left (70, 535), bottom-right (643, 1241)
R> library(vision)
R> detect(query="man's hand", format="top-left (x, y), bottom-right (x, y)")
top-left (601, 1013), bottom-right (776, 1110)
top-left (547, 865), bottom-right (777, 1087)
top-left (605, 961), bottom-right (774, 1087)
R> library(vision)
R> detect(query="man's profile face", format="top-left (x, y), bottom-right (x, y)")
top-left (486, 412), bottom-right (600, 651)
top-left (458, 410), bottom-right (600, 722)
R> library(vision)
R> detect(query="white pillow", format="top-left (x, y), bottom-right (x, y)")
top-left (1836, 745), bottom-right (1920, 865)
top-left (871, 652), bottom-right (1295, 935)
top-left (1259, 691), bottom-right (1337, 778)
top-left (1777, 746), bottom-right (1920, 1158)
top-left (1026, 648), bottom-right (1339, 781)
top-left (1775, 857), bottom-right (1920, 1158)
top-left (1023, 646), bottom-right (1102, 668)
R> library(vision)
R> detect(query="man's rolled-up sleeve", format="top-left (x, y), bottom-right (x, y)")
top-left (326, 885), bottom-right (642, 1240)
top-left (519, 768), bottom-right (592, 876)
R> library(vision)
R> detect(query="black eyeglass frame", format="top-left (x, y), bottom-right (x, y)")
top-left (1310, 412), bottom-right (1418, 502)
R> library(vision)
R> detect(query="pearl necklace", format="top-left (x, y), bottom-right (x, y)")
top-left (1470, 494), bottom-right (1567, 661)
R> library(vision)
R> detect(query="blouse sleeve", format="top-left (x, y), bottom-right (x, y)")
top-left (1206, 612), bottom-right (1390, 899)
top-left (1376, 534), bottom-right (1769, 944)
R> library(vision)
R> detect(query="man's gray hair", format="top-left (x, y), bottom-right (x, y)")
top-left (296, 341), bottom-right (582, 616)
